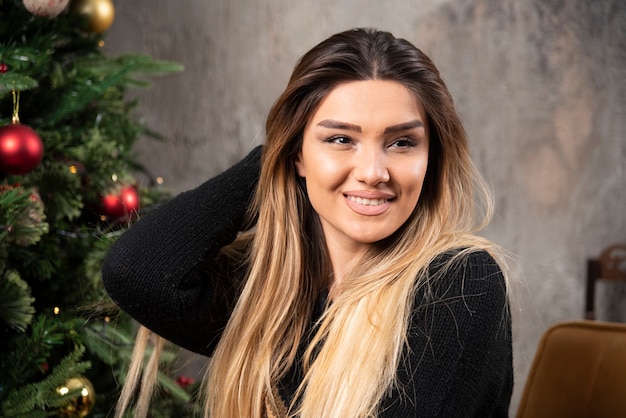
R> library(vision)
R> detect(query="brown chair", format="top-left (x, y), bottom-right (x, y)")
top-left (516, 320), bottom-right (626, 418)
top-left (585, 243), bottom-right (626, 320)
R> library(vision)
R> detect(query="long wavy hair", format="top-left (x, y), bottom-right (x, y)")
top-left (206, 28), bottom-right (503, 417)
top-left (117, 28), bottom-right (506, 418)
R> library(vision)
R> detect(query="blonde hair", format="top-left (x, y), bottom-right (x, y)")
top-left (117, 28), bottom-right (508, 417)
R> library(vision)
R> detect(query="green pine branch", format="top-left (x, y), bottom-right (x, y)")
top-left (1, 345), bottom-right (91, 417)
top-left (42, 54), bottom-right (182, 127)
top-left (24, 160), bottom-right (83, 223)
top-left (0, 269), bottom-right (35, 332)
top-left (0, 73), bottom-right (38, 95)
top-left (0, 185), bottom-right (49, 247)
top-left (1, 315), bottom-right (78, 388)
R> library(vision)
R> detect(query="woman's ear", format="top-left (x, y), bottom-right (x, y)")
top-left (295, 151), bottom-right (306, 177)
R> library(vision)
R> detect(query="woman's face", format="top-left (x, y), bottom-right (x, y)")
top-left (296, 80), bottom-right (429, 257)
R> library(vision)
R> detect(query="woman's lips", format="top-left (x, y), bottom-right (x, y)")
top-left (343, 192), bottom-right (394, 216)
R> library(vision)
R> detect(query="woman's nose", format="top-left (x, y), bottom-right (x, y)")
top-left (352, 146), bottom-right (390, 185)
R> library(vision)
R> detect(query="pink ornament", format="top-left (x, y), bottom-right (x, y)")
top-left (22, 0), bottom-right (70, 18)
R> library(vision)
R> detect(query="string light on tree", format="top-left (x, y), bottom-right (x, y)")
top-left (70, 0), bottom-right (115, 33)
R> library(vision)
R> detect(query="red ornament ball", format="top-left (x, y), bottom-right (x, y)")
top-left (100, 186), bottom-right (139, 218)
top-left (0, 123), bottom-right (44, 175)
top-left (176, 375), bottom-right (195, 389)
top-left (0, 62), bottom-right (8, 73)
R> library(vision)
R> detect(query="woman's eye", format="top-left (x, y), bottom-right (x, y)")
top-left (326, 135), bottom-right (352, 145)
top-left (391, 137), bottom-right (417, 148)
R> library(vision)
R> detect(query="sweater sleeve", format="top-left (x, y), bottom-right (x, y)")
top-left (101, 146), bottom-right (262, 356)
top-left (380, 250), bottom-right (513, 417)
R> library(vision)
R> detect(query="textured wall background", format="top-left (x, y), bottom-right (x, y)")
top-left (105, 0), bottom-right (626, 413)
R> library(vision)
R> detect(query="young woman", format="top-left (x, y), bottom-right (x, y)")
top-left (102, 28), bottom-right (513, 417)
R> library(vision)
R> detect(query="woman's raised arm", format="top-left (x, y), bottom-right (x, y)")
top-left (102, 146), bottom-right (262, 355)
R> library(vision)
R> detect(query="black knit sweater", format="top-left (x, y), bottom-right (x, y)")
top-left (102, 146), bottom-right (513, 417)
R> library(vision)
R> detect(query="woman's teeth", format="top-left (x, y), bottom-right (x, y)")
top-left (347, 195), bottom-right (387, 206)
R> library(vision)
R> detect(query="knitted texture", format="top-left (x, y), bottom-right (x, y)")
top-left (275, 251), bottom-right (513, 417)
top-left (380, 250), bottom-right (513, 417)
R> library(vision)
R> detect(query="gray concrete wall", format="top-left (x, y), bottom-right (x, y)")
top-left (105, 0), bottom-right (626, 414)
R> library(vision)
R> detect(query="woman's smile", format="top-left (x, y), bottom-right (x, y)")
top-left (344, 191), bottom-right (394, 215)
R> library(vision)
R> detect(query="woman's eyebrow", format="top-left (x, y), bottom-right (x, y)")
top-left (316, 119), bottom-right (424, 134)
top-left (384, 120), bottom-right (424, 133)
top-left (317, 119), bottom-right (361, 132)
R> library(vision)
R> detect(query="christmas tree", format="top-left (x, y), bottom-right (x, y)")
top-left (0, 0), bottom-right (200, 416)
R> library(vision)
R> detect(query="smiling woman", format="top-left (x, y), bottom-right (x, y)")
top-left (102, 28), bottom-right (513, 418)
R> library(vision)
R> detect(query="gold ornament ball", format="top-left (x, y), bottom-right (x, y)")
top-left (56, 376), bottom-right (96, 417)
top-left (71, 0), bottom-right (115, 33)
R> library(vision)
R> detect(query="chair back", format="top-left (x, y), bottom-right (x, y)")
top-left (516, 320), bottom-right (626, 418)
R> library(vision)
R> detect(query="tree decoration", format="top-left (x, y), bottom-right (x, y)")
top-left (0, 91), bottom-right (44, 175)
top-left (0, 62), bottom-right (8, 73)
top-left (176, 375), bottom-right (195, 390)
top-left (22, 0), bottom-right (70, 18)
top-left (0, 123), bottom-right (44, 175)
top-left (56, 375), bottom-right (95, 417)
top-left (70, 0), bottom-right (115, 33)
top-left (100, 185), bottom-right (139, 218)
